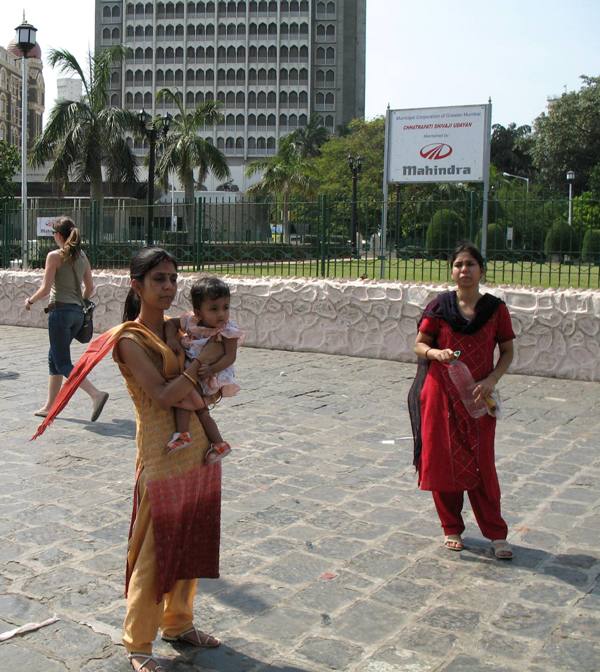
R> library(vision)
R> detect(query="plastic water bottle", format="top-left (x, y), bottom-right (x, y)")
top-left (447, 351), bottom-right (488, 418)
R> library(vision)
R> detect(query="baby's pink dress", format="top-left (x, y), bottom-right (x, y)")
top-left (180, 313), bottom-right (243, 397)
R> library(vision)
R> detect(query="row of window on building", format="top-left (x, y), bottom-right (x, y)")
top-left (121, 67), bottom-right (334, 85)
top-left (124, 44), bottom-right (334, 63)
top-left (107, 22), bottom-right (336, 41)
top-left (119, 89), bottom-right (335, 107)
top-left (106, 1), bottom-right (328, 20)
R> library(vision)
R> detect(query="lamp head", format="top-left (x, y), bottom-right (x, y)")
top-left (15, 13), bottom-right (37, 52)
top-left (137, 109), bottom-right (150, 127)
top-left (566, 170), bottom-right (575, 182)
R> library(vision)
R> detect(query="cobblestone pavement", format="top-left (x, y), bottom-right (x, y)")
top-left (1, 324), bottom-right (599, 672)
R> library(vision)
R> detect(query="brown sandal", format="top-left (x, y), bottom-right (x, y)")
top-left (491, 539), bottom-right (513, 560)
top-left (162, 625), bottom-right (220, 648)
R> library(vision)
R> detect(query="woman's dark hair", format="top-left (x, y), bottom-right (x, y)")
top-left (190, 275), bottom-right (230, 309)
top-left (122, 247), bottom-right (178, 322)
top-left (450, 241), bottom-right (485, 271)
top-left (53, 216), bottom-right (81, 261)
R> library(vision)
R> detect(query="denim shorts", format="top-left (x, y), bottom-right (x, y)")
top-left (47, 303), bottom-right (84, 377)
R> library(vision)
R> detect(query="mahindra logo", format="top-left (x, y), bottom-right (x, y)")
top-left (420, 143), bottom-right (453, 160)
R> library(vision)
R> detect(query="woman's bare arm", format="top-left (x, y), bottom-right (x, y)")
top-left (414, 331), bottom-right (454, 363)
top-left (82, 260), bottom-right (94, 300)
top-left (24, 251), bottom-right (60, 308)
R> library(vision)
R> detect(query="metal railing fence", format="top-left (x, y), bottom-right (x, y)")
top-left (1, 193), bottom-right (599, 289)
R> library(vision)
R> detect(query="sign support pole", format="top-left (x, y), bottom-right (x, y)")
top-left (380, 105), bottom-right (391, 279)
top-left (480, 99), bottom-right (492, 258)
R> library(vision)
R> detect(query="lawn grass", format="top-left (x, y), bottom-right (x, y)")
top-left (179, 257), bottom-right (600, 289)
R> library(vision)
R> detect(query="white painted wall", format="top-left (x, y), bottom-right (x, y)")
top-left (3, 271), bottom-right (599, 382)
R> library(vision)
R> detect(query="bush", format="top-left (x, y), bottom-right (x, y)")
top-left (581, 229), bottom-right (600, 264)
top-left (544, 221), bottom-right (580, 259)
top-left (475, 223), bottom-right (507, 255)
top-left (425, 209), bottom-right (465, 256)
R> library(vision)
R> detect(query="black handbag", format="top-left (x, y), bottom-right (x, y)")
top-left (71, 262), bottom-right (95, 344)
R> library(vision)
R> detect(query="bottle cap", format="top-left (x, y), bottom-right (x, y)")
top-left (453, 350), bottom-right (461, 359)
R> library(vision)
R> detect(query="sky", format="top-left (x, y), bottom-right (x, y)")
top-left (6, 0), bottom-right (600, 129)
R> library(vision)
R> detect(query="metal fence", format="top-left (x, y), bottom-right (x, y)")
top-left (1, 194), bottom-right (599, 288)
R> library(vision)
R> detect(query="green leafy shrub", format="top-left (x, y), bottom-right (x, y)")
top-left (544, 221), bottom-right (580, 259)
top-left (425, 209), bottom-right (465, 257)
top-left (475, 223), bottom-right (507, 255)
top-left (581, 229), bottom-right (600, 264)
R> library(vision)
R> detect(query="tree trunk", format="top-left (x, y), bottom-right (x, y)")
top-left (184, 171), bottom-right (195, 233)
top-left (90, 171), bottom-right (104, 245)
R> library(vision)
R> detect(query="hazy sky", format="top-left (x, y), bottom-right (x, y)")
top-left (7, 0), bottom-right (600, 128)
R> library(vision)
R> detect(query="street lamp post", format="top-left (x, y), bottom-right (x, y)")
top-left (347, 155), bottom-right (362, 258)
top-left (502, 171), bottom-right (529, 192)
top-left (15, 14), bottom-right (37, 269)
top-left (566, 170), bottom-right (575, 227)
top-left (138, 110), bottom-right (171, 246)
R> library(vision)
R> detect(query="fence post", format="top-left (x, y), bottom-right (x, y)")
top-left (1, 202), bottom-right (6, 268)
top-left (318, 194), bottom-right (327, 277)
top-left (195, 197), bottom-right (204, 272)
top-left (89, 201), bottom-right (98, 268)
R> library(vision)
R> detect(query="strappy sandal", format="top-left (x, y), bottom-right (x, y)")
top-left (444, 534), bottom-right (464, 551)
top-left (162, 625), bottom-right (220, 648)
top-left (491, 539), bottom-right (513, 560)
top-left (205, 441), bottom-right (231, 464)
top-left (127, 653), bottom-right (167, 671)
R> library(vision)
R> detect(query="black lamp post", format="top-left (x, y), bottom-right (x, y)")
top-left (348, 155), bottom-right (362, 257)
top-left (15, 13), bottom-right (38, 269)
top-left (138, 109), bottom-right (171, 246)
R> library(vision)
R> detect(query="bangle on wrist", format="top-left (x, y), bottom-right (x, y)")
top-left (27, 298), bottom-right (33, 305)
top-left (182, 370), bottom-right (197, 385)
top-left (424, 347), bottom-right (432, 360)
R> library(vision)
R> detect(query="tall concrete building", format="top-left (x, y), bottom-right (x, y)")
top-left (94, 0), bottom-right (366, 189)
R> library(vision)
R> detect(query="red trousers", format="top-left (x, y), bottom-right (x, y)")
top-left (432, 479), bottom-right (508, 541)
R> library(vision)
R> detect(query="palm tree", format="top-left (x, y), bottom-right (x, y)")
top-left (288, 115), bottom-right (329, 158)
top-left (246, 136), bottom-right (314, 241)
top-left (30, 46), bottom-right (138, 210)
top-left (155, 89), bottom-right (230, 227)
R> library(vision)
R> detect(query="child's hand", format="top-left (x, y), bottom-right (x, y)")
top-left (197, 362), bottom-right (213, 378)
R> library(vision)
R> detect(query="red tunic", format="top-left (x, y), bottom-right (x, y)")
top-left (418, 302), bottom-right (515, 492)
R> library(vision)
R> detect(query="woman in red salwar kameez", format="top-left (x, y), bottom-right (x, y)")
top-left (408, 243), bottom-right (515, 559)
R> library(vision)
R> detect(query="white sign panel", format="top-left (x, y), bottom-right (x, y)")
top-left (387, 105), bottom-right (487, 183)
top-left (37, 217), bottom-right (56, 237)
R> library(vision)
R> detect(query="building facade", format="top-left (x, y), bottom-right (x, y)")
top-left (94, 0), bottom-right (366, 189)
top-left (0, 44), bottom-right (44, 149)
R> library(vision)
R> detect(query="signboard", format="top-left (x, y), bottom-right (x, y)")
top-left (37, 217), bottom-right (56, 237)
top-left (387, 105), bottom-right (487, 183)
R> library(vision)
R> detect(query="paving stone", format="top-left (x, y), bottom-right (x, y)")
top-left (1, 325), bottom-right (600, 672)
top-left (296, 636), bottom-right (364, 670)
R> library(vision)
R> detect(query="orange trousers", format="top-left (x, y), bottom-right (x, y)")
top-left (122, 477), bottom-right (198, 654)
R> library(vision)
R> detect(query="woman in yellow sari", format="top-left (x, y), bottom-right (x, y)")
top-left (32, 247), bottom-right (224, 671)
top-left (115, 248), bottom-right (223, 671)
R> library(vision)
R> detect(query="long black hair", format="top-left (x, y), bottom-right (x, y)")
top-left (122, 247), bottom-right (178, 322)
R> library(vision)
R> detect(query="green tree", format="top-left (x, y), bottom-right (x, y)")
top-left (30, 46), bottom-right (138, 209)
top-left (0, 140), bottom-right (19, 203)
top-left (245, 135), bottom-right (314, 241)
top-left (490, 122), bottom-right (534, 179)
top-left (288, 115), bottom-right (329, 158)
top-left (155, 89), bottom-right (229, 227)
top-left (532, 75), bottom-right (600, 194)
